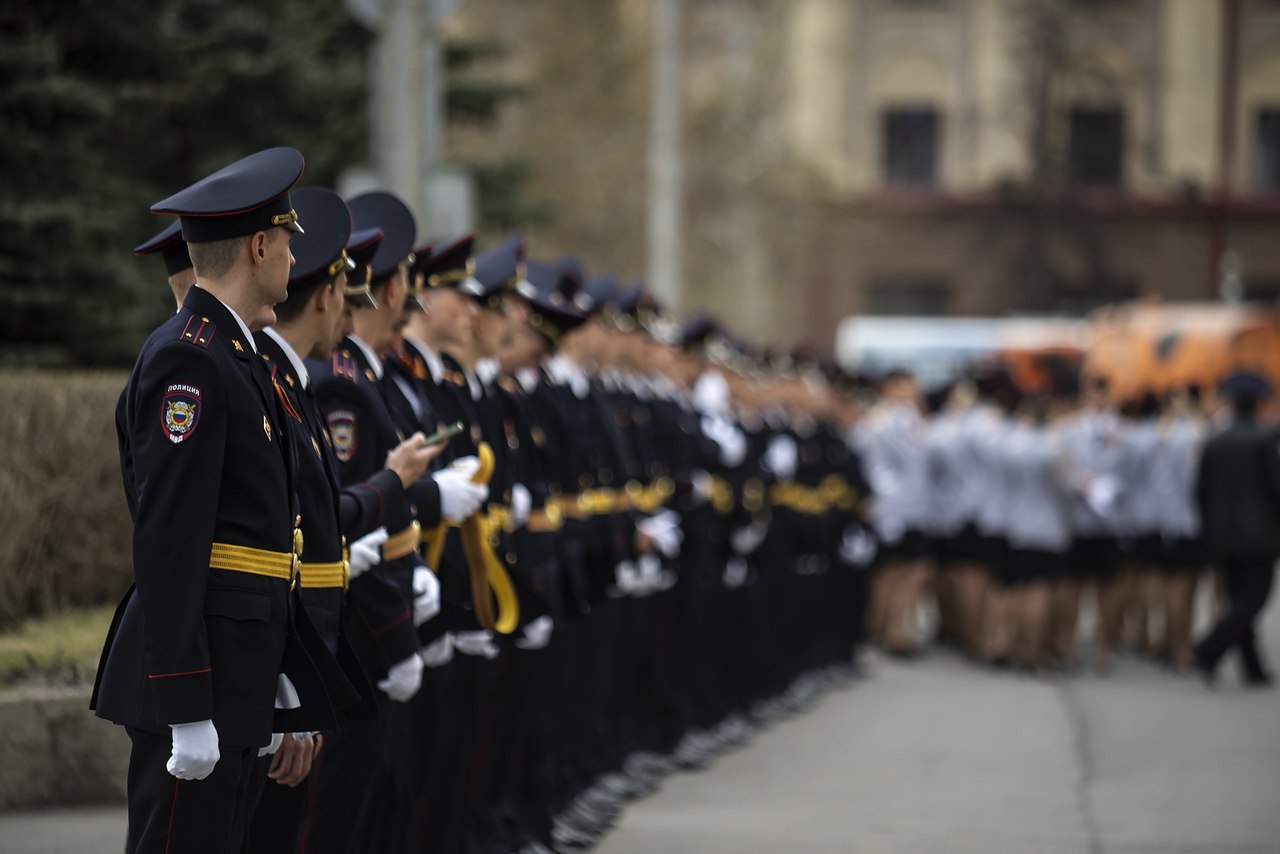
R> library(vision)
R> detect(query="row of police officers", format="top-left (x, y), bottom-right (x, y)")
top-left (92, 148), bottom-right (876, 854)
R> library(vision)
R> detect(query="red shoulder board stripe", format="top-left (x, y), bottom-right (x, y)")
top-left (178, 316), bottom-right (215, 349)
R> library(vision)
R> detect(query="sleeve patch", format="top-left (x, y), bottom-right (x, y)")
top-left (327, 410), bottom-right (358, 462)
top-left (161, 384), bottom-right (202, 444)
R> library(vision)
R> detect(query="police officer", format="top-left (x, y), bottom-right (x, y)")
top-left (244, 186), bottom-right (442, 853)
top-left (1194, 372), bottom-right (1280, 688)
top-left (93, 147), bottom-right (330, 854)
top-left (133, 219), bottom-right (196, 310)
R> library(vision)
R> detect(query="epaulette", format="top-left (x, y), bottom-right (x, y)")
top-left (178, 315), bottom-right (216, 349)
top-left (331, 349), bottom-right (360, 383)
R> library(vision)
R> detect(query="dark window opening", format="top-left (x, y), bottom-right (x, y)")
top-left (1068, 107), bottom-right (1124, 188)
top-left (867, 278), bottom-right (951, 315)
top-left (1254, 108), bottom-right (1280, 192)
top-left (883, 108), bottom-right (941, 186)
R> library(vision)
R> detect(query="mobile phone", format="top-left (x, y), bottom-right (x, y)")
top-left (423, 421), bottom-right (465, 447)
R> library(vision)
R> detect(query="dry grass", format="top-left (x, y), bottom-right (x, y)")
top-left (0, 604), bottom-right (116, 688)
top-left (0, 371), bottom-right (133, 630)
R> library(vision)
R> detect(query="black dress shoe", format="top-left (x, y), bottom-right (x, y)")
top-left (1245, 672), bottom-right (1273, 689)
top-left (1193, 652), bottom-right (1217, 689)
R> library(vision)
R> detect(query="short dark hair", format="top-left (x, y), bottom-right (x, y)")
top-left (273, 278), bottom-right (331, 324)
top-left (187, 235), bottom-right (248, 279)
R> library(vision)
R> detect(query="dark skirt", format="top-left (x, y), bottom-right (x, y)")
top-left (1070, 536), bottom-right (1120, 580)
top-left (1001, 547), bottom-right (1065, 587)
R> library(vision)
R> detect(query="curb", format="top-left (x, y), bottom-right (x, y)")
top-left (0, 686), bottom-right (128, 810)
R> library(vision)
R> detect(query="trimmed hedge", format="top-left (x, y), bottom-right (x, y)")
top-left (0, 371), bottom-right (132, 629)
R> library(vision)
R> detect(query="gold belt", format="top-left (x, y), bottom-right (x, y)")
top-left (382, 521), bottom-right (422, 560)
top-left (300, 560), bottom-right (349, 590)
top-left (209, 540), bottom-right (300, 587)
top-left (527, 505), bottom-right (563, 533)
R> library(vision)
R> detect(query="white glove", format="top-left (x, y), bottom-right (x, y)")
top-left (167, 720), bottom-right (219, 780)
top-left (421, 632), bottom-right (455, 667)
top-left (690, 469), bottom-right (713, 505)
top-left (274, 673), bottom-right (301, 710)
top-left (411, 565), bottom-right (441, 626)
top-left (514, 615), bottom-right (554, 650)
top-left (763, 434), bottom-right (798, 479)
top-left (730, 521), bottom-right (768, 556)
top-left (613, 560), bottom-right (640, 596)
top-left (637, 510), bottom-right (683, 559)
top-left (702, 416), bottom-right (747, 468)
top-left (348, 527), bottom-right (388, 580)
top-left (636, 553), bottom-right (663, 595)
top-left (258, 732), bottom-right (285, 758)
top-left (839, 526), bottom-right (878, 568)
top-left (453, 630), bottom-right (500, 659)
top-left (1085, 475), bottom-right (1120, 518)
top-left (435, 460), bottom-right (489, 522)
top-left (723, 557), bottom-right (749, 589)
top-left (377, 652), bottom-right (424, 702)
top-left (510, 483), bottom-right (532, 528)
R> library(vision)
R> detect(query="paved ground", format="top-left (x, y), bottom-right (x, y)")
top-left (4, 590), bottom-right (1278, 854)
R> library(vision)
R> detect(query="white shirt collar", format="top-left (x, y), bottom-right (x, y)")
top-left (348, 334), bottom-right (384, 380)
top-left (476, 357), bottom-right (500, 388)
top-left (261, 326), bottom-right (310, 389)
top-left (404, 333), bottom-right (445, 384)
top-left (195, 283), bottom-right (256, 353)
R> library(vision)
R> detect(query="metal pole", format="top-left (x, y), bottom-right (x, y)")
top-left (648, 0), bottom-right (684, 308)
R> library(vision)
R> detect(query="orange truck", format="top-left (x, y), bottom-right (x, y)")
top-left (1081, 301), bottom-right (1280, 402)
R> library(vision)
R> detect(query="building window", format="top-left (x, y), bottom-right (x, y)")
top-left (1068, 108), bottom-right (1124, 188)
top-left (867, 278), bottom-right (950, 315)
top-left (1255, 108), bottom-right (1280, 192)
top-left (882, 108), bottom-right (941, 186)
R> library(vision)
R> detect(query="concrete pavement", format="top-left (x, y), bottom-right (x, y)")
top-left (3, 592), bottom-right (1278, 854)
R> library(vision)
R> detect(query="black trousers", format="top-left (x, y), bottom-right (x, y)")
top-left (1197, 558), bottom-right (1276, 678)
top-left (125, 727), bottom-right (258, 854)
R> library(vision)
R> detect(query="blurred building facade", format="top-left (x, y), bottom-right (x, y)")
top-left (445, 0), bottom-right (1280, 350)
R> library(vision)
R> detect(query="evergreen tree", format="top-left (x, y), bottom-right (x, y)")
top-left (0, 0), bottom-right (370, 367)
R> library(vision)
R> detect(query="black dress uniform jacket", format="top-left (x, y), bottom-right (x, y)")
top-left (94, 286), bottom-right (312, 747)
top-left (1196, 415), bottom-right (1280, 563)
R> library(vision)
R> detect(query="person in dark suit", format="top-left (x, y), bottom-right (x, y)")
top-left (92, 148), bottom-right (328, 854)
top-left (1194, 372), bottom-right (1280, 687)
top-left (245, 186), bottom-right (443, 853)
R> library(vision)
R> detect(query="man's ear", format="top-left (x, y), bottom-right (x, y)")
top-left (249, 231), bottom-right (270, 266)
top-left (312, 280), bottom-right (333, 315)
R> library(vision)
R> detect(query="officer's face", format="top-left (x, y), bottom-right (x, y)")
top-left (321, 275), bottom-right (348, 353)
top-left (253, 228), bottom-right (295, 328)
top-left (383, 263), bottom-right (409, 330)
top-left (425, 288), bottom-right (476, 349)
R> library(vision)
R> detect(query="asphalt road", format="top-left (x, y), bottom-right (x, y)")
top-left (4, 590), bottom-right (1278, 854)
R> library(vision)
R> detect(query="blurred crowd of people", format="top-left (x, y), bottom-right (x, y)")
top-left (854, 366), bottom-right (1277, 687)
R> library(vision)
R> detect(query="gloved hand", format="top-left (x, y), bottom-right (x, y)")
top-left (167, 719), bottom-right (220, 780)
top-left (274, 673), bottom-right (301, 710)
top-left (514, 615), bottom-right (554, 650)
top-left (377, 652), bottom-right (424, 702)
top-left (453, 630), bottom-right (500, 659)
top-left (702, 416), bottom-right (747, 468)
top-left (636, 553), bottom-right (663, 595)
top-left (763, 434), bottom-right (798, 479)
top-left (690, 469), bottom-right (713, 505)
top-left (839, 526), bottom-right (878, 568)
top-left (730, 521), bottom-right (769, 556)
top-left (348, 527), bottom-right (388, 580)
top-left (435, 459), bottom-right (489, 522)
top-left (510, 483), bottom-right (532, 528)
top-left (723, 557), bottom-right (749, 590)
top-left (411, 565), bottom-right (441, 626)
top-left (421, 632), bottom-right (455, 668)
top-left (258, 732), bottom-right (285, 758)
top-left (613, 560), bottom-right (640, 596)
top-left (637, 510), bottom-right (683, 559)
